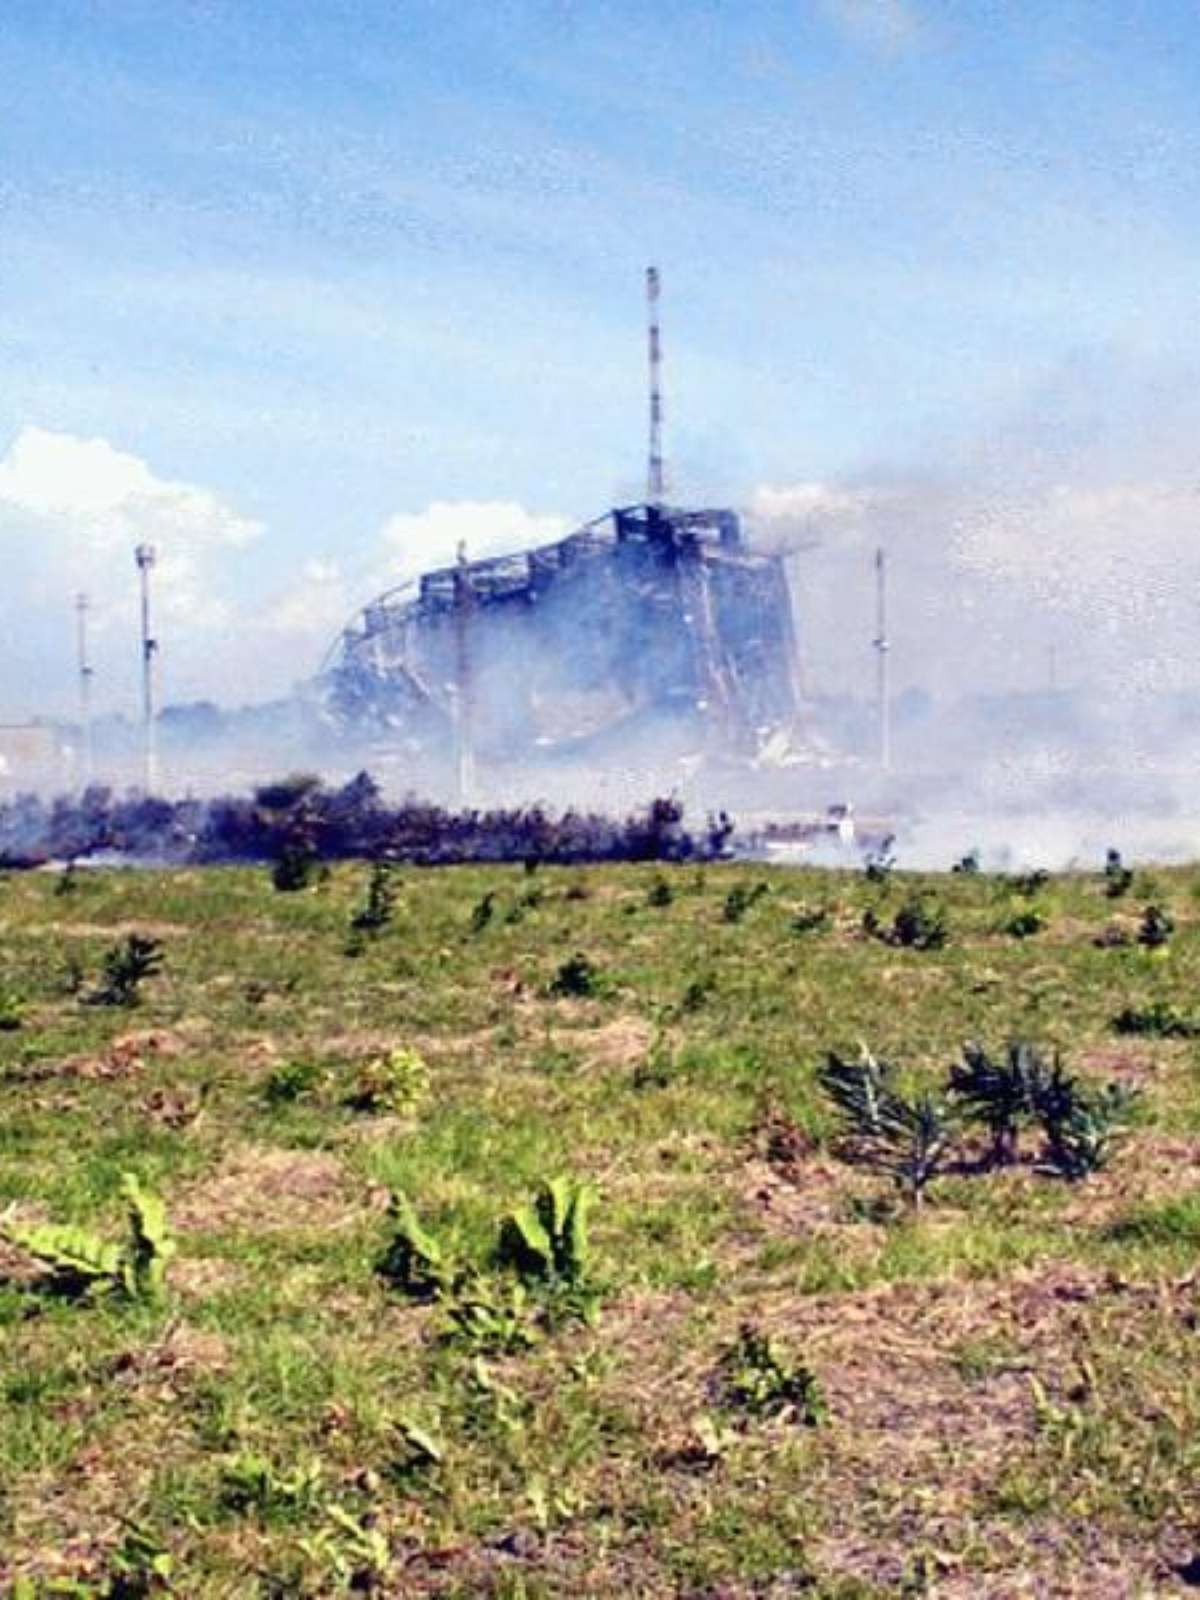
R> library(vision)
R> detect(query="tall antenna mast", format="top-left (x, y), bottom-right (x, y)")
top-left (135, 543), bottom-right (159, 794)
top-left (646, 265), bottom-right (665, 507)
top-left (873, 546), bottom-right (890, 771)
top-left (75, 592), bottom-right (94, 789)
top-left (453, 540), bottom-right (475, 805)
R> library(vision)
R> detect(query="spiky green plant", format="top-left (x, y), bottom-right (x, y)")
top-left (1040, 1081), bottom-right (1140, 1180)
top-left (89, 933), bottom-right (164, 1007)
top-left (817, 1047), bottom-right (895, 1139)
top-left (721, 881), bottom-right (769, 923)
top-left (948, 1040), bottom-right (1055, 1165)
top-left (889, 894), bottom-right (949, 950)
top-left (349, 859), bottom-right (397, 937)
top-left (818, 1049), bottom-right (955, 1205)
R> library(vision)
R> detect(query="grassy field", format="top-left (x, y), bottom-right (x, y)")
top-left (1, 856), bottom-right (1198, 1596)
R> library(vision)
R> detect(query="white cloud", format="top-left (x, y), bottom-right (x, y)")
top-left (378, 499), bottom-right (570, 585)
top-left (0, 426), bottom-right (261, 549)
top-left (746, 480), bottom-right (886, 554)
top-left (0, 426), bottom-right (263, 709)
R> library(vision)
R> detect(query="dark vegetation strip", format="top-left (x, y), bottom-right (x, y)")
top-left (0, 773), bottom-right (734, 870)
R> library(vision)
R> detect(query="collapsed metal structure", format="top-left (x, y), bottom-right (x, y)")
top-left (318, 501), bottom-right (803, 769)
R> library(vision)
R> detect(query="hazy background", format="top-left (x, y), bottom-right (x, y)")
top-left (4, 0), bottom-right (1200, 862)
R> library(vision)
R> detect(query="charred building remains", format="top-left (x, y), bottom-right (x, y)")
top-left (319, 501), bottom-right (802, 770)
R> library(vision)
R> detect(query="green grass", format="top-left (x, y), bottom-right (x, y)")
top-left (1, 858), bottom-right (1199, 1594)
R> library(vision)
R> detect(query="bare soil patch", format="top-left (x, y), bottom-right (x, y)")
top-left (173, 1145), bottom-right (357, 1234)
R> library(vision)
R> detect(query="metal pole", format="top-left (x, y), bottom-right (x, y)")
top-left (874, 546), bottom-right (890, 771)
top-left (646, 265), bottom-right (665, 507)
top-left (75, 592), bottom-right (94, 789)
top-left (453, 541), bottom-right (474, 805)
top-left (135, 544), bottom-right (158, 794)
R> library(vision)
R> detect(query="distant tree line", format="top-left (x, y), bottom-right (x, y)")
top-left (0, 773), bottom-right (735, 869)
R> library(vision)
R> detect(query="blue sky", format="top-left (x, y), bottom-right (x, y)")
top-left (4, 0), bottom-right (1200, 712)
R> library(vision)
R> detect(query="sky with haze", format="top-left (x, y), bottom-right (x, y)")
top-left (4, 0), bottom-right (1200, 718)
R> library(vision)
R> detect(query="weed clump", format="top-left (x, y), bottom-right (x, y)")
top-left (718, 1324), bottom-right (826, 1426)
top-left (88, 933), bottom-right (164, 1007)
top-left (1137, 904), bottom-right (1174, 950)
top-left (864, 893), bottom-right (948, 950)
top-left (348, 859), bottom-right (397, 943)
top-left (1104, 847), bottom-right (1134, 898)
top-left (646, 874), bottom-right (674, 908)
top-left (1112, 1001), bottom-right (1200, 1038)
top-left (721, 881), bottom-right (769, 923)
top-left (790, 905), bottom-right (830, 935)
top-left (348, 1047), bottom-right (430, 1115)
top-left (1003, 906), bottom-right (1047, 939)
top-left (549, 952), bottom-right (601, 998)
top-left (264, 1058), bottom-right (326, 1105)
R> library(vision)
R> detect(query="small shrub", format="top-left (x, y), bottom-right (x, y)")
top-left (890, 894), bottom-right (949, 950)
top-left (264, 1058), bottom-right (325, 1105)
top-left (54, 861), bottom-right (80, 897)
top-left (469, 890), bottom-right (497, 933)
top-left (1003, 906), bottom-right (1046, 940)
top-left (106, 1520), bottom-right (175, 1594)
top-left (952, 849), bottom-right (980, 875)
top-left (790, 905), bottom-right (830, 935)
top-left (88, 933), bottom-right (164, 1007)
top-left (817, 1047), bottom-right (895, 1139)
top-left (1012, 869), bottom-right (1050, 897)
top-left (721, 881), bottom-right (769, 923)
top-left (646, 874), bottom-right (674, 908)
top-left (679, 972), bottom-right (716, 1013)
top-left (0, 990), bottom-right (24, 1031)
top-left (1104, 847), bottom-right (1134, 899)
top-left (1138, 904), bottom-right (1174, 950)
top-left (347, 1046), bottom-right (430, 1115)
top-left (220, 1452), bottom-right (324, 1520)
top-left (549, 952), bottom-right (600, 998)
top-left (443, 1279), bottom-right (540, 1353)
top-left (718, 1324), bottom-right (826, 1426)
top-left (349, 860), bottom-right (397, 938)
top-left (271, 843), bottom-right (317, 892)
top-left (948, 1040), bottom-right (1055, 1165)
top-left (1112, 1001), bottom-right (1200, 1039)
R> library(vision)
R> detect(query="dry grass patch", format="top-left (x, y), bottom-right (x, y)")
top-left (173, 1145), bottom-right (357, 1234)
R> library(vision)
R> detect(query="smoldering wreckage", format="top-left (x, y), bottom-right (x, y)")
top-left (318, 500), bottom-right (804, 786)
top-left (3, 271), bottom-right (894, 864)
